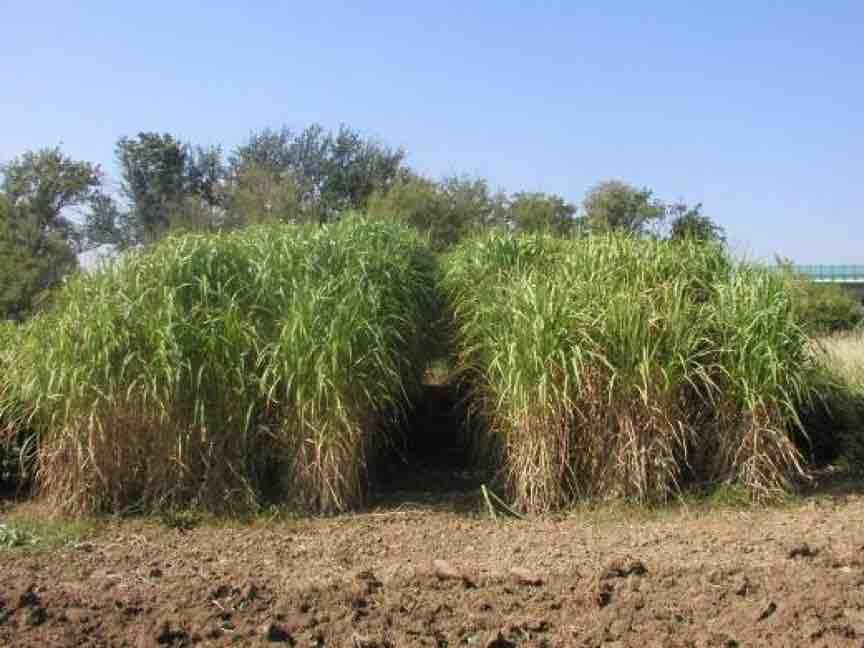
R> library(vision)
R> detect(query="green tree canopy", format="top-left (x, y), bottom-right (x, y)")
top-left (0, 146), bottom-right (99, 319)
top-left (667, 202), bottom-right (726, 243)
top-left (115, 132), bottom-right (190, 243)
top-left (2, 146), bottom-right (102, 251)
top-left (186, 144), bottom-right (226, 209)
top-left (223, 163), bottom-right (304, 228)
top-left (368, 173), bottom-right (505, 250)
top-left (231, 124), bottom-right (405, 221)
top-left (439, 175), bottom-right (506, 231)
top-left (112, 133), bottom-right (225, 245)
top-left (83, 192), bottom-right (126, 249)
top-left (0, 195), bottom-right (77, 320)
top-left (507, 192), bottom-right (576, 235)
top-left (583, 180), bottom-right (665, 235)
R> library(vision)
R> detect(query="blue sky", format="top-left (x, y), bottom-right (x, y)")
top-left (1, 1), bottom-right (861, 262)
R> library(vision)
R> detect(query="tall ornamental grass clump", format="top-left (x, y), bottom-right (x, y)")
top-left (0, 217), bottom-right (438, 514)
top-left (0, 320), bottom-right (28, 486)
top-left (0, 320), bottom-right (16, 390)
top-left (443, 232), bottom-right (818, 512)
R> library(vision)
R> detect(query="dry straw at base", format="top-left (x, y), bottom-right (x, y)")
top-left (442, 232), bottom-right (821, 513)
top-left (0, 217), bottom-right (439, 515)
top-left (0, 321), bottom-right (25, 483)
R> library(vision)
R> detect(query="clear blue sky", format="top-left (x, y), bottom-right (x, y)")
top-left (1, 1), bottom-right (860, 262)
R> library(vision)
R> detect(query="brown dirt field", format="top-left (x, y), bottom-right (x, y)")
top-left (2, 479), bottom-right (864, 647)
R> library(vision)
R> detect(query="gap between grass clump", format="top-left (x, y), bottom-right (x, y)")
top-left (0, 216), bottom-right (440, 516)
top-left (443, 232), bottom-right (823, 514)
top-left (801, 332), bottom-right (864, 470)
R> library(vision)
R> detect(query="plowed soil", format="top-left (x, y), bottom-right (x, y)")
top-left (2, 478), bottom-right (864, 647)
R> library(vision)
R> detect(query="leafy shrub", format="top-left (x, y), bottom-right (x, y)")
top-left (0, 522), bottom-right (39, 549)
top-left (778, 269), bottom-right (864, 334)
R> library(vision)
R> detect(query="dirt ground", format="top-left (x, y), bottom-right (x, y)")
top-left (2, 474), bottom-right (864, 648)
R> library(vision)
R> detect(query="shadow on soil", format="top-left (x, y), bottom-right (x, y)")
top-left (371, 382), bottom-right (491, 514)
top-left (798, 464), bottom-right (864, 501)
top-left (368, 380), bottom-right (864, 515)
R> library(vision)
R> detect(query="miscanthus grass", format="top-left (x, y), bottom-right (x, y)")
top-left (443, 232), bottom-right (819, 513)
top-left (0, 217), bottom-right (438, 515)
top-left (0, 320), bottom-right (25, 484)
top-left (0, 320), bottom-right (17, 380)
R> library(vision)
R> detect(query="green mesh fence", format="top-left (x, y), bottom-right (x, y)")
top-left (788, 265), bottom-right (864, 282)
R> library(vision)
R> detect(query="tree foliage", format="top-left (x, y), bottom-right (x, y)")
top-left (667, 202), bottom-right (726, 243)
top-left (368, 173), bottom-right (505, 251)
top-left (186, 144), bottom-right (225, 209)
top-left (583, 180), bottom-right (665, 235)
top-left (83, 192), bottom-right (126, 249)
top-left (775, 259), bottom-right (864, 334)
top-left (231, 124), bottom-right (405, 221)
top-left (115, 133), bottom-right (191, 243)
top-left (0, 147), bottom-right (97, 319)
top-left (112, 133), bottom-right (225, 245)
top-left (223, 163), bottom-right (304, 228)
top-left (1, 146), bottom-right (101, 252)
top-left (508, 192), bottom-right (576, 235)
top-left (0, 195), bottom-right (77, 320)
top-left (439, 175), bottom-right (506, 231)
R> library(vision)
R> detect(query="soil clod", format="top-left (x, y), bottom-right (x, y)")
top-left (486, 632), bottom-right (517, 648)
top-left (756, 601), bottom-right (778, 622)
top-left (264, 622), bottom-right (294, 643)
top-left (600, 558), bottom-right (647, 579)
top-left (154, 618), bottom-right (188, 645)
top-left (788, 543), bottom-right (819, 559)
top-left (508, 567), bottom-right (543, 586)
top-left (432, 559), bottom-right (476, 588)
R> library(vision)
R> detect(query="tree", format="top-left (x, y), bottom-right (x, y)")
top-left (439, 175), bottom-right (506, 231)
top-left (667, 202), bottom-right (725, 243)
top-left (1, 146), bottom-right (102, 252)
top-left (0, 146), bottom-right (98, 319)
top-left (223, 163), bottom-right (304, 228)
top-left (83, 192), bottom-right (127, 248)
top-left (582, 180), bottom-right (665, 235)
top-left (368, 174), bottom-right (453, 249)
top-left (230, 126), bottom-right (297, 174)
top-left (0, 195), bottom-right (77, 320)
top-left (231, 124), bottom-right (405, 222)
top-left (368, 173), bottom-right (504, 251)
top-left (113, 133), bottom-right (226, 245)
top-left (508, 192), bottom-right (576, 235)
top-left (323, 125), bottom-right (405, 213)
top-left (186, 144), bottom-right (226, 210)
top-left (116, 133), bottom-right (190, 243)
